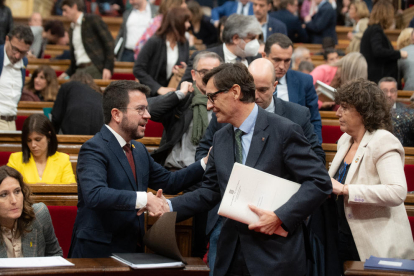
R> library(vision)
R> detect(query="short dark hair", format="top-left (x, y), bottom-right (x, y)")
top-left (298, 60), bottom-right (314, 73)
top-left (102, 81), bottom-right (150, 124)
top-left (0, 166), bottom-right (35, 238)
top-left (335, 78), bottom-right (392, 132)
top-left (21, 114), bottom-right (58, 163)
top-left (61, 0), bottom-right (85, 11)
top-left (7, 25), bottom-right (34, 45)
top-left (322, 37), bottom-right (335, 50)
top-left (323, 48), bottom-right (337, 60)
top-left (264, 33), bottom-right (293, 55)
top-left (280, 0), bottom-right (295, 10)
top-left (202, 63), bottom-right (255, 103)
top-left (44, 20), bottom-right (65, 38)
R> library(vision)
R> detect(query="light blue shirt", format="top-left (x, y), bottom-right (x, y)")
top-left (261, 15), bottom-right (269, 42)
top-left (317, 0), bottom-right (327, 10)
top-left (233, 104), bottom-right (258, 164)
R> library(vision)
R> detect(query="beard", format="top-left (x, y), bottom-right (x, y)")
top-left (120, 116), bottom-right (147, 141)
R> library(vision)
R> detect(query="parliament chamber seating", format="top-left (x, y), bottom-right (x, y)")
top-left (405, 165), bottom-right (414, 191)
top-left (16, 115), bottom-right (27, 131)
top-left (0, 152), bottom-right (12, 166)
top-left (322, 125), bottom-right (343, 143)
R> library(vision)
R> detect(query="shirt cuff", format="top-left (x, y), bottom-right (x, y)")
top-left (167, 199), bottom-right (173, 211)
top-left (136, 192), bottom-right (147, 209)
top-left (200, 159), bottom-right (207, 170)
top-left (175, 90), bottom-right (185, 100)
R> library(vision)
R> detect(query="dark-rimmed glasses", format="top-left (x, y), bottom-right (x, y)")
top-left (195, 69), bottom-right (209, 78)
top-left (9, 40), bottom-right (29, 56)
top-left (207, 90), bottom-right (227, 104)
top-left (119, 105), bottom-right (150, 115)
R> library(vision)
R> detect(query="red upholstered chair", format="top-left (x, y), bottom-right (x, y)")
top-left (145, 120), bottom-right (164, 137)
top-left (0, 152), bottom-right (12, 166)
top-left (47, 206), bottom-right (78, 258)
top-left (16, 116), bottom-right (28, 131)
top-left (322, 125), bottom-right (344, 144)
top-left (112, 73), bottom-right (136, 80)
top-left (404, 165), bottom-right (414, 192)
top-left (55, 71), bottom-right (65, 77)
top-left (408, 216), bottom-right (414, 240)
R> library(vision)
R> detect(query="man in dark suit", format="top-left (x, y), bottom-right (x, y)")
top-left (211, 0), bottom-right (254, 26)
top-left (262, 33), bottom-right (322, 143)
top-left (195, 58), bottom-right (326, 275)
top-left (180, 14), bottom-right (262, 85)
top-left (270, 0), bottom-right (308, 43)
top-left (68, 81), bottom-right (207, 258)
top-left (304, 0), bottom-right (337, 44)
top-left (169, 63), bottom-right (331, 276)
top-left (114, 0), bottom-right (158, 62)
top-left (252, 0), bottom-right (287, 41)
top-left (60, 0), bottom-right (114, 80)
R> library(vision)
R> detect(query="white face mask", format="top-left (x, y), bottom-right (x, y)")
top-left (237, 39), bottom-right (260, 58)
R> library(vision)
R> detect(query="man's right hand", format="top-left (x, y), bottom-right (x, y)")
top-left (157, 87), bottom-right (176, 95)
top-left (138, 189), bottom-right (170, 217)
top-left (179, 81), bottom-right (194, 97)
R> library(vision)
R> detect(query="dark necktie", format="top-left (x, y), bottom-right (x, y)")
top-left (123, 143), bottom-right (136, 182)
top-left (274, 79), bottom-right (282, 96)
top-left (234, 129), bottom-right (244, 164)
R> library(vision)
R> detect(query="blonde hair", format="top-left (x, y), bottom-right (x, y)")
top-left (397, 28), bottom-right (413, 49)
top-left (352, 1), bottom-right (370, 19)
top-left (332, 52), bottom-right (368, 88)
top-left (368, 0), bottom-right (394, 29)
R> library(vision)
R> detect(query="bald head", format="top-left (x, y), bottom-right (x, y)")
top-left (248, 58), bottom-right (277, 110)
top-left (29, 13), bottom-right (42, 26)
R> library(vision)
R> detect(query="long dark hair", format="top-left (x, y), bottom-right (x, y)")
top-left (0, 166), bottom-right (35, 238)
top-left (21, 114), bottom-right (58, 163)
top-left (156, 7), bottom-right (191, 44)
top-left (24, 65), bottom-right (58, 101)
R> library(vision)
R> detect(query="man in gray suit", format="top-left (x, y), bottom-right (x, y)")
top-left (115, 0), bottom-right (158, 61)
top-left (168, 63), bottom-right (332, 276)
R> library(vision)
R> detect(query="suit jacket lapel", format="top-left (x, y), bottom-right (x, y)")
top-left (22, 228), bottom-right (37, 257)
top-left (286, 70), bottom-right (299, 103)
top-left (329, 135), bottom-right (352, 177)
top-left (131, 142), bottom-right (143, 191)
top-left (218, 125), bottom-right (236, 175)
top-left (273, 96), bottom-right (286, 117)
top-left (101, 126), bottom-right (138, 191)
top-left (245, 108), bottom-right (269, 168)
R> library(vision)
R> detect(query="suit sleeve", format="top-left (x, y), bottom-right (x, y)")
top-left (133, 38), bottom-right (162, 96)
top-left (195, 112), bottom-right (222, 161)
top-left (114, 13), bottom-right (127, 58)
top-left (51, 84), bottom-right (67, 133)
top-left (369, 28), bottom-right (401, 61)
top-left (275, 123), bottom-right (331, 232)
top-left (177, 50), bottom-right (199, 89)
top-left (77, 140), bottom-right (137, 210)
top-left (304, 74), bottom-right (323, 143)
top-left (92, 16), bottom-right (115, 72)
top-left (300, 108), bottom-right (326, 164)
top-left (148, 91), bottom-right (181, 123)
top-left (347, 133), bottom-right (407, 207)
top-left (211, 2), bottom-right (232, 21)
top-left (66, 36), bottom-right (77, 76)
top-left (296, 18), bottom-right (309, 43)
top-left (36, 203), bottom-right (63, 257)
top-left (306, 7), bottom-right (335, 33)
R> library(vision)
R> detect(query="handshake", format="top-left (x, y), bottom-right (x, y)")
top-left (137, 189), bottom-right (170, 217)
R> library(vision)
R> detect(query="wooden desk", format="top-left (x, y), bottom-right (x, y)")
top-left (0, 257), bottom-right (209, 275)
top-left (344, 261), bottom-right (412, 275)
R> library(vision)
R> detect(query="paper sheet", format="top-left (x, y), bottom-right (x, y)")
top-left (0, 256), bottom-right (74, 268)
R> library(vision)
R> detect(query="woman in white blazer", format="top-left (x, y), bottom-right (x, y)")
top-left (330, 79), bottom-right (414, 269)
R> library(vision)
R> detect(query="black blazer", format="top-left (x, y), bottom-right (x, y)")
top-left (133, 35), bottom-right (189, 96)
top-left (270, 9), bottom-right (308, 43)
top-left (360, 24), bottom-right (401, 84)
top-left (171, 107), bottom-right (331, 276)
top-left (51, 81), bottom-right (104, 135)
top-left (190, 15), bottom-right (218, 47)
top-left (305, 2), bottom-right (337, 44)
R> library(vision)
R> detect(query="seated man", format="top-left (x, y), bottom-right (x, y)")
top-left (379, 77), bottom-right (414, 147)
top-left (304, 0), bottom-right (337, 44)
top-left (324, 48), bottom-right (339, 65)
top-left (252, 0), bottom-right (287, 42)
top-left (211, 0), bottom-right (254, 26)
top-left (170, 62), bottom-right (331, 276)
top-left (196, 58), bottom-right (326, 275)
top-left (30, 20), bottom-right (66, 58)
top-left (291, 46), bottom-right (311, 70)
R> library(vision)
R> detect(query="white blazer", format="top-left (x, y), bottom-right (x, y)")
top-left (329, 129), bottom-right (414, 261)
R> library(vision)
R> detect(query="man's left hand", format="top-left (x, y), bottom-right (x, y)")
top-left (248, 204), bottom-right (284, 236)
top-left (103, 69), bottom-right (112, 80)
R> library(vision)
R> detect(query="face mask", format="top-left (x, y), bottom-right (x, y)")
top-left (237, 39), bottom-right (260, 58)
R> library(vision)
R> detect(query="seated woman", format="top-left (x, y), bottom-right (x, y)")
top-left (346, 1), bottom-right (370, 53)
top-left (133, 7), bottom-right (191, 97)
top-left (21, 66), bottom-right (58, 102)
top-left (187, 0), bottom-right (218, 47)
top-left (331, 79), bottom-right (414, 270)
top-left (7, 114), bottom-right (76, 184)
top-left (398, 28), bottom-right (414, 90)
top-left (0, 166), bottom-right (62, 257)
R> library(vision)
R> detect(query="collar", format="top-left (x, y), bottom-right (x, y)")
top-left (71, 12), bottom-right (84, 28)
top-left (317, 0), bottom-right (326, 9)
top-left (105, 124), bottom-right (128, 148)
top-left (133, 1), bottom-right (150, 13)
top-left (278, 74), bottom-right (286, 85)
top-left (261, 14), bottom-right (269, 26)
top-left (393, 102), bottom-right (396, 109)
top-left (265, 97), bottom-right (275, 113)
top-left (223, 43), bottom-right (237, 61)
top-left (3, 46), bottom-right (23, 69)
top-left (234, 104), bottom-right (258, 135)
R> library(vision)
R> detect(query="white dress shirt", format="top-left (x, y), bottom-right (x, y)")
top-left (0, 47), bottom-right (24, 116)
top-left (125, 4), bottom-right (152, 50)
top-left (222, 44), bottom-right (248, 67)
top-left (71, 13), bottom-right (92, 66)
top-left (276, 74), bottom-right (289, 101)
top-left (105, 125), bottom-right (147, 209)
top-left (236, 1), bottom-right (251, 15)
top-left (166, 40), bottom-right (179, 80)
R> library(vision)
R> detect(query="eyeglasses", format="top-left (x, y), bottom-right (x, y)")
top-left (207, 90), bottom-right (227, 104)
top-left (195, 69), bottom-right (210, 78)
top-left (382, 89), bottom-right (398, 94)
top-left (120, 105), bottom-right (150, 115)
top-left (9, 40), bottom-right (29, 56)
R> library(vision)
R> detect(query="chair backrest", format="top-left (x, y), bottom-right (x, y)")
top-left (0, 152), bottom-right (12, 166)
top-left (47, 205), bottom-right (78, 258)
top-left (145, 120), bottom-right (164, 137)
top-left (322, 125), bottom-right (344, 144)
top-left (408, 216), bottom-right (414, 240)
top-left (16, 116), bottom-right (28, 131)
top-left (405, 164), bottom-right (414, 192)
top-left (111, 73), bottom-right (135, 80)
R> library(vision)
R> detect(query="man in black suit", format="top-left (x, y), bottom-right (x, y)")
top-left (179, 14), bottom-right (262, 85)
top-left (304, 0), bottom-right (337, 44)
top-left (195, 58), bottom-right (326, 275)
top-left (168, 63), bottom-right (331, 276)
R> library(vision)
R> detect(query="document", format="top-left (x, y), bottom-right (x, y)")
top-left (316, 80), bottom-right (336, 101)
top-left (112, 212), bottom-right (186, 269)
top-left (364, 255), bottom-right (414, 272)
top-left (0, 256), bottom-right (74, 268)
top-left (218, 163), bottom-right (301, 236)
top-left (114, 37), bottom-right (123, 55)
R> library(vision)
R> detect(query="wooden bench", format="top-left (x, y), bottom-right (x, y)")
top-left (336, 26), bottom-right (401, 43)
